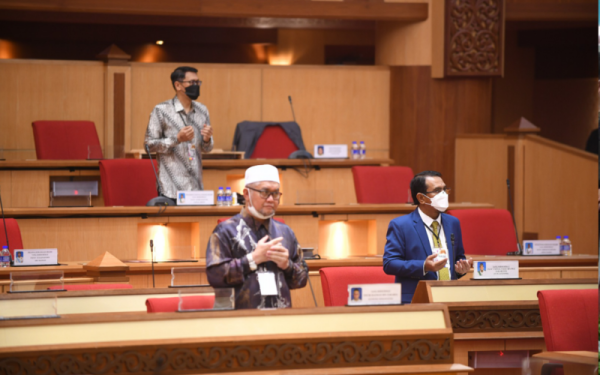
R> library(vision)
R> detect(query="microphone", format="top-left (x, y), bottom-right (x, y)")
top-left (288, 96), bottom-right (297, 123)
top-left (150, 239), bottom-right (156, 288)
top-left (0, 186), bottom-right (11, 265)
top-left (451, 233), bottom-right (455, 249)
top-left (506, 179), bottom-right (523, 256)
top-left (301, 260), bottom-right (318, 307)
top-left (145, 144), bottom-right (176, 207)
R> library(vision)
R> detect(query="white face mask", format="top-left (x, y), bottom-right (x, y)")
top-left (422, 191), bottom-right (449, 213)
top-left (247, 191), bottom-right (275, 220)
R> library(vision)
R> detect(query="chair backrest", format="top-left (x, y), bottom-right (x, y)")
top-left (351, 166), bottom-right (414, 204)
top-left (47, 284), bottom-right (133, 291)
top-left (32, 120), bottom-right (103, 160)
top-left (537, 289), bottom-right (598, 351)
top-left (146, 295), bottom-right (215, 313)
top-left (99, 159), bottom-right (158, 206)
top-left (0, 218), bottom-right (24, 259)
top-left (446, 209), bottom-right (517, 256)
top-left (319, 267), bottom-right (395, 307)
top-left (250, 125), bottom-right (299, 159)
top-left (217, 217), bottom-right (285, 224)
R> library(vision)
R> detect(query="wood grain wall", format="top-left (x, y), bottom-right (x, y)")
top-left (0, 59), bottom-right (105, 159)
top-left (131, 63), bottom-right (391, 159)
top-left (389, 66), bottom-right (493, 193)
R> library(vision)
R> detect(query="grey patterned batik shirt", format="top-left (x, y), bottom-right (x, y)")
top-left (144, 96), bottom-right (214, 199)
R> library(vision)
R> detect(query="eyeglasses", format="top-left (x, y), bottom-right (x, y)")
top-left (247, 187), bottom-right (282, 200)
top-left (179, 80), bottom-right (202, 86)
top-left (424, 187), bottom-right (451, 195)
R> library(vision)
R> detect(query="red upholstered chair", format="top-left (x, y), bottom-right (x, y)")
top-left (217, 217), bottom-right (285, 224)
top-left (319, 267), bottom-right (395, 307)
top-left (99, 159), bottom-right (158, 206)
top-left (538, 289), bottom-right (598, 351)
top-left (351, 166), bottom-right (414, 204)
top-left (32, 120), bottom-right (103, 160)
top-left (0, 218), bottom-right (24, 259)
top-left (146, 295), bottom-right (215, 312)
top-left (446, 209), bottom-right (518, 256)
top-left (47, 284), bottom-right (133, 291)
top-left (250, 126), bottom-right (299, 159)
top-left (537, 289), bottom-right (598, 375)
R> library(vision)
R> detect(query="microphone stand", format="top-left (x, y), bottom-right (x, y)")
top-left (0, 187), bottom-right (11, 265)
top-left (302, 260), bottom-right (318, 307)
top-left (288, 96), bottom-right (297, 123)
top-left (150, 240), bottom-right (156, 288)
top-left (506, 179), bottom-right (523, 255)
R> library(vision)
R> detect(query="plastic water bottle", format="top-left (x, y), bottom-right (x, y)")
top-left (217, 187), bottom-right (224, 207)
top-left (0, 246), bottom-right (10, 268)
top-left (561, 236), bottom-right (572, 256)
top-left (555, 236), bottom-right (562, 254)
top-left (359, 141), bottom-right (366, 159)
top-left (225, 187), bottom-right (232, 207)
top-left (351, 141), bottom-right (359, 160)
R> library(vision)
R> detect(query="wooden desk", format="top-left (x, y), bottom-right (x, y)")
top-left (1, 203), bottom-right (493, 265)
top-left (0, 304), bottom-right (473, 375)
top-left (0, 287), bottom-right (212, 316)
top-left (532, 351), bottom-right (598, 375)
top-left (411, 279), bottom-right (597, 375)
top-left (0, 158), bottom-right (393, 208)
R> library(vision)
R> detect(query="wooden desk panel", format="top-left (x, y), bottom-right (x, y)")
top-left (0, 305), bottom-right (471, 375)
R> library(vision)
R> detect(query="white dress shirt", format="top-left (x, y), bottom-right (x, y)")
top-left (418, 207), bottom-right (450, 278)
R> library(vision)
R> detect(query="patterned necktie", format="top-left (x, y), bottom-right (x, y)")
top-left (431, 221), bottom-right (450, 281)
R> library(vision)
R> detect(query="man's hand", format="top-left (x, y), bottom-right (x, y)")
top-left (201, 124), bottom-right (213, 142)
top-left (267, 243), bottom-right (290, 270)
top-left (424, 253), bottom-right (447, 272)
top-left (177, 126), bottom-right (194, 143)
top-left (252, 236), bottom-right (283, 265)
top-left (455, 258), bottom-right (473, 275)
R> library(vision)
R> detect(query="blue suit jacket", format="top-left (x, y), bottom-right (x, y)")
top-left (383, 209), bottom-right (466, 304)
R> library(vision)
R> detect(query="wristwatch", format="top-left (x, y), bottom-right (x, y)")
top-left (246, 253), bottom-right (257, 271)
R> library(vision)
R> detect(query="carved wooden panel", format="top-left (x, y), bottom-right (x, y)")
top-left (450, 308), bottom-right (541, 333)
top-left (445, 0), bottom-right (504, 76)
top-left (0, 338), bottom-right (452, 375)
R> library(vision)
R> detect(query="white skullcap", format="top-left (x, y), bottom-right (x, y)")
top-left (245, 164), bottom-right (280, 186)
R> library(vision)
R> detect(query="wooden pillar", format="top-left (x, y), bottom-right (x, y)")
top-left (97, 44), bottom-right (132, 159)
top-left (379, 0), bottom-right (504, 197)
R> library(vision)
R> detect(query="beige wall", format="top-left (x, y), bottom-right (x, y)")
top-left (0, 59), bottom-right (105, 159)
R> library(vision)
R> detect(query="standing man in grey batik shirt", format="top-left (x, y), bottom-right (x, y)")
top-left (144, 66), bottom-right (214, 200)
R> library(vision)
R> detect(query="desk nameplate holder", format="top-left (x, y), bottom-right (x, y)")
top-left (9, 270), bottom-right (66, 294)
top-left (176, 288), bottom-right (235, 312)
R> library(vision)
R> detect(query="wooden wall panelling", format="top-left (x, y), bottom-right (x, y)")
top-left (130, 63), bottom-right (262, 152)
top-left (454, 135), bottom-right (507, 210)
top-left (17, 217), bottom-right (139, 262)
top-left (505, 0), bottom-right (597, 21)
top-left (0, 60), bottom-right (105, 156)
top-left (0, 172), bottom-right (12, 208)
top-left (290, 272), bottom-right (324, 308)
top-left (277, 215), bottom-right (319, 251)
top-left (10, 171), bottom-right (49, 208)
top-left (104, 66), bottom-right (131, 159)
top-left (389, 66), bottom-right (493, 194)
top-left (261, 66), bottom-right (391, 159)
top-left (522, 137), bottom-right (598, 255)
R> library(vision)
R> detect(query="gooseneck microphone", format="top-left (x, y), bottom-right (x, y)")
top-left (451, 233), bottom-right (455, 249)
top-left (0, 186), bottom-right (10, 254)
top-left (506, 179), bottom-right (523, 256)
top-left (145, 144), bottom-right (176, 207)
top-left (301, 260), bottom-right (318, 307)
top-left (288, 96), bottom-right (297, 123)
top-left (150, 239), bottom-right (156, 288)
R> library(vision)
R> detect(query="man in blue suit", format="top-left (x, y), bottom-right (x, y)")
top-left (384, 171), bottom-right (472, 304)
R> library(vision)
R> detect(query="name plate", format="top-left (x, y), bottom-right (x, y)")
top-left (14, 249), bottom-right (58, 266)
top-left (522, 240), bottom-right (560, 256)
top-left (473, 261), bottom-right (519, 279)
top-left (177, 191), bottom-right (214, 206)
top-left (348, 283), bottom-right (401, 306)
top-left (314, 144), bottom-right (348, 159)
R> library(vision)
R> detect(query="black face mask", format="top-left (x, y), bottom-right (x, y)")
top-left (184, 85), bottom-right (200, 100)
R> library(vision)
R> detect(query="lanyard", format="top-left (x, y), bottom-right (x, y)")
top-left (423, 223), bottom-right (442, 245)
top-left (177, 111), bottom-right (197, 161)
